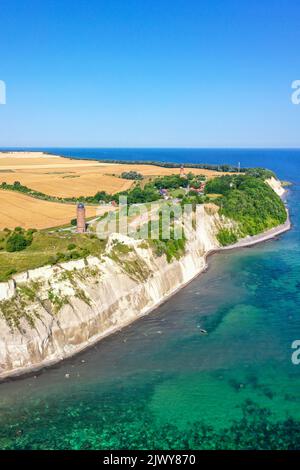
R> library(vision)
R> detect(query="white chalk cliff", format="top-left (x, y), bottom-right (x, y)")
top-left (266, 177), bottom-right (286, 197)
top-left (0, 180), bottom-right (286, 379)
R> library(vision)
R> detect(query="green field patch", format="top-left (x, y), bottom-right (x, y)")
top-left (0, 230), bottom-right (107, 281)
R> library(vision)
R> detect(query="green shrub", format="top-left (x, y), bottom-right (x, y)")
top-left (206, 175), bottom-right (287, 237)
top-left (6, 233), bottom-right (29, 252)
top-left (217, 228), bottom-right (238, 246)
top-left (79, 247), bottom-right (90, 257)
top-left (150, 214), bottom-right (186, 262)
top-left (56, 252), bottom-right (66, 261)
top-left (121, 171), bottom-right (143, 180)
top-left (27, 228), bottom-right (37, 236)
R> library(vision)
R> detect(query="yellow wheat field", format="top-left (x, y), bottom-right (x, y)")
top-left (0, 190), bottom-right (100, 229)
top-left (0, 151), bottom-right (229, 229)
top-left (0, 151), bottom-right (225, 198)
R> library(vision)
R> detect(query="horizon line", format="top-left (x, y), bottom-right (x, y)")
top-left (1, 146), bottom-right (300, 151)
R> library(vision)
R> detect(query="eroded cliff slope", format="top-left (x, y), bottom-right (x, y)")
top-left (0, 177), bottom-right (287, 379)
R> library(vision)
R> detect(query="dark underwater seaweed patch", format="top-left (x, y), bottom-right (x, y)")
top-left (0, 386), bottom-right (299, 450)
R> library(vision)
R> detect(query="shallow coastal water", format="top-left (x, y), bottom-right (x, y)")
top-left (0, 149), bottom-right (299, 449)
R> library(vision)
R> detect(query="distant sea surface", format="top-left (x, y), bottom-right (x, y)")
top-left (0, 148), bottom-right (300, 449)
top-left (2, 147), bottom-right (300, 176)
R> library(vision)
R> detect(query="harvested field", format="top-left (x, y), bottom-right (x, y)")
top-left (0, 171), bottom-right (133, 197)
top-left (0, 190), bottom-right (100, 229)
top-left (0, 151), bottom-right (230, 229)
top-left (0, 151), bottom-right (226, 198)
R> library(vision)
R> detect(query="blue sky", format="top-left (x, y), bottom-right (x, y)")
top-left (0, 0), bottom-right (300, 147)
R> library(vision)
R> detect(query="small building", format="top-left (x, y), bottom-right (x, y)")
top-left (159, 188), bottom-right (169, 199)
top-left (159, 188), bottom-right (168, 196)
top-left (76, 203), bottom-right (86, 233)
top-left (190, 186), bottom-right (199, 193)
top-left (190, 182), bottom-right (206, 194)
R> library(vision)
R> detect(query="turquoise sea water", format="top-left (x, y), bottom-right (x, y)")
top-left (0, 149), bottom-right (300, 449)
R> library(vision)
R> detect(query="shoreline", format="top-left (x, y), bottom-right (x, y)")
top-left (0, 151), bottom-right (291, 382)
top-left (0, 209), bottom-right (291, 384)
top-left (0, 149), bottom-right (242, 171)
top-left (220, 211), bottom-right (291, 251)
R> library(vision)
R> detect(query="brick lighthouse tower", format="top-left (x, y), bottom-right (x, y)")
top-left (76, 203), bottom-right (86, 233)
top-left (180, 164), bottom-right (186, 178)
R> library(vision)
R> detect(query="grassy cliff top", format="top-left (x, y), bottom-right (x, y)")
top-left (0, 230), bottom-right (106, 282)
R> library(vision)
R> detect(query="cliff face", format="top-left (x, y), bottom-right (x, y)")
top-left (0, 205), bottom-right (228, 379)
top-left (0, 176), bottom-right (287, 379)
top-left (266, 177), bottom-right (286, 197)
